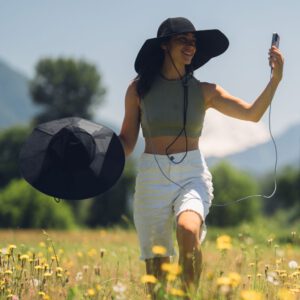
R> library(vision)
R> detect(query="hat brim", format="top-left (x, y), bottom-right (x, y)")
top-left (134, 29), bottom-right (229, 73)
top-left (19, 117), bottom-right (125, 200)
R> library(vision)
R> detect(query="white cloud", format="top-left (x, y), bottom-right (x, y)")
top-left (200, 110), bottom-right (270, 157)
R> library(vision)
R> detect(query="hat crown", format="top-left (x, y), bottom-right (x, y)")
top-left (49, 126), bottom-right (95, 171)
top-left (157, 17), bottom-right (196, 38)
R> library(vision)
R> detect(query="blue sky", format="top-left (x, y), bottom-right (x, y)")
top-left (1, 0), bottom-right (299, 156)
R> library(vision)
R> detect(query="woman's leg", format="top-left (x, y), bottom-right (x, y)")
top-left (176, 210), bottom-right (203, 297)
top-left (145, 257), bottom-right (170, 299)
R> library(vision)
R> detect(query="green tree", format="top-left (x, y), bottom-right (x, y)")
top-left (263, 166), bottom-right (300, 215)
top-left (206, 161), bottom-right (261, 227)
top-left (86, 158), bottom-right (136, 227)
top-left (0, 126), bottom-right (31, 188)
top-left (30, 57), bottom-right (105, 124)
top-left (0, 179), bottom-right (76, 229)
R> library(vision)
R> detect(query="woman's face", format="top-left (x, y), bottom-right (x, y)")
top-left (165, 32), bottom-right (197, 66)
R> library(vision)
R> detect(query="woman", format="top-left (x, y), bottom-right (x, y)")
top-left (119, 17), bottom-right (284, 298)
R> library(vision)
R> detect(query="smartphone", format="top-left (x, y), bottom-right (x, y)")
top-left (271, 33), bottom-right (280, 48)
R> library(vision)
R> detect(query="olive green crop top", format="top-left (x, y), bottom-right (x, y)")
top-left (140, 75), bottom-right (205, 138)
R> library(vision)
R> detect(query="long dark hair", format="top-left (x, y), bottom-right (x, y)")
top-left (135, 49), bottom-right (194, 98)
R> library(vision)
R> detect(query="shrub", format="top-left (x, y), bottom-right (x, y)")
top-left (0, 179), bottom-right (76, 229)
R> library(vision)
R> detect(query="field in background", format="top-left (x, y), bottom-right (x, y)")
top-left (1, 219), bottom-right (300, 299)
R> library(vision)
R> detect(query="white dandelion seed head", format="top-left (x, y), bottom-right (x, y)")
top-left (75, 272), bottom-right (83, 281)
top-left (113, 282), bottom-right (127, 294)
top-left (288, 260), bottom-right (298, 269)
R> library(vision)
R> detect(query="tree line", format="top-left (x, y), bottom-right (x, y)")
top-left (0, 57), bottom-right (299, 229)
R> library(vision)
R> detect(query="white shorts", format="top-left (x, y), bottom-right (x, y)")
top-left (133, 149), bottom-right (214, 260)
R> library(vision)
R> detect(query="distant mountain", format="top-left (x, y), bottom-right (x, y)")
top-left (206, 123), bottom-right (300, 174)
top-left (0, 59), bottom-right (37, 128)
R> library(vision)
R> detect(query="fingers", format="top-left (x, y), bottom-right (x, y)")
top-left (268, 46), bottom-right (284, 69)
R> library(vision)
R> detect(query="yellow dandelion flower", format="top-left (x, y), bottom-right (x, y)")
top-left (4, 270), bottom-right (13, 275)
top-left (87, 288), bottom-right (96, 296)
top-left (169, 288), bottom-right (185, 297)
top-left (20, 254), bottom-right (29, 261)
top-left (166, 273), bottom-right (177, 281)
top-left (39, 242), bottom-right (46, 248)
top-left (152, 245), bottom-right (167, 256)
top-left (240, 290), bottom-right (264, 300)
top-left (88, 248), bottom-right (97, 257)
top-left (228, 272), bottom-right (241, 287)
top-left (56, 267), bottom-right (63, 273)
top-left (278, 288), bottom-right (296, 300)
top-left (43, 272), bottom-right (52, 278)
top-left (161, 263), bottom-right (182, 275)
top-left (216, 235), bottom-right (232, 250)
top-left (38, 292), bottom-right (45, 297)
top-left (96, 284), bottom-right (102, 291)
top-left (141, 274), bottom-right (158, 284)
top-left (8, 245), bottom-right (16, 250)
top-left (217, 276), bottom-right (231, 286)
top-left (35, 265), bottom-right (43, 271)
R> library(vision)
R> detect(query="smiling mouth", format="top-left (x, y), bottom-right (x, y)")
top-left (182, 51), bottom-right (194, 58)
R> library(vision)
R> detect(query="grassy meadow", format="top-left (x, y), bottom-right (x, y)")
top-left (0, 218), bottom-right (300, 300)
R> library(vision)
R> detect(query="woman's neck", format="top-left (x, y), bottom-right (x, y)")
top-left (161, 59), bottom-right (186, 80)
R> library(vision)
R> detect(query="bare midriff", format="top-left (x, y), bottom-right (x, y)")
top-left (144, 136), bottom-right (200, 154)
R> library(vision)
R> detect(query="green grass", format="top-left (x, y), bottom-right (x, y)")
top-left (0, 218), bottom-right (300, 299)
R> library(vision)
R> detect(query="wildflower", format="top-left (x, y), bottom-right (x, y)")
top-left (20, 254), bottom-right (29, 261)
top-left (288, 260), bottom-right (298, 269)
top-left (39, 242), bottom-right (46, 248)
top-left (169, 288), bottom-right (185, 297)
top-left (113, 282), bottom-right (127, 293)
top-left (216, 235), bottom-right (232, 250)
top-left (161, 262), bottom-right (182, 275)
top-left (96, 284), bottom-right (102, 291)
top-left (83, 265), bottom-right (89, 272)
top-left (278, 288), bottom-right (296, 300)
top-left (228, 272), bottom-right (241, 287)
top-left (152, 245), bottom-right (167, 256)
top-left (43, 272), bottom-right (53, 278)
top-left (267, 271), bottom-right (280, 285)
top-left (141, 274), bottom-right (158, 284)
top-left (75, 272), bottom-right (83, 281)
top-left (34, 266), bottom-right (43, 271)
top-left (240, 290), bottom-right (264, 300)
top-left (87, 288), bottom-right (95, 296)
top-left (30, 278), bottom-right (40, 287)
top-left (88, 248), bottom-right (97, 257)
top-left (8, 245), bottom-right (17, 251)
top-left (217, 276), bottom-right (231, 286)
top-left (100, 248), bottom-right (106, 258)
top-left (4, 270), bottom-right (13, 275)
top-left (56, 267), bottom-right (63, 273)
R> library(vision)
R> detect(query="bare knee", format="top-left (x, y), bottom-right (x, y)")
top-left (177, 211), bottom-right (202, 247)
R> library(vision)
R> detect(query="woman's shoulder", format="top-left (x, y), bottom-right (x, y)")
top-left (125, 79), bottom-right (141, 106)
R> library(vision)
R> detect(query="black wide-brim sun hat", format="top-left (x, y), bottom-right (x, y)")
top-left (134, 17), bottom-right (229, 74)
top-left (19, 117), bottom-right (125, 200)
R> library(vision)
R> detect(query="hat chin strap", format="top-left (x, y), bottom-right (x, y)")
top-left (163, 49), bottom-right (190, 164)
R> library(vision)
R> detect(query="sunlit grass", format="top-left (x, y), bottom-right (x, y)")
top-left (0, 220), bottom-right (300, 299)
